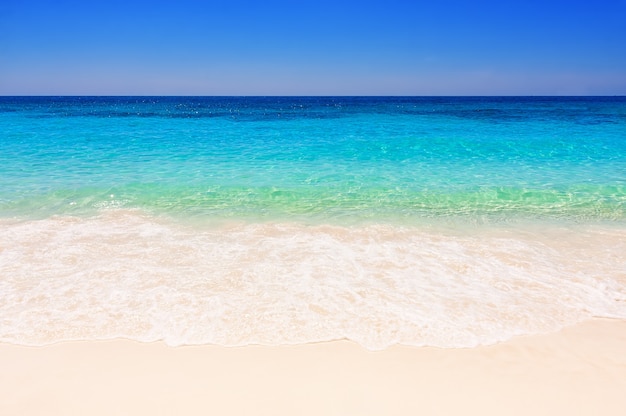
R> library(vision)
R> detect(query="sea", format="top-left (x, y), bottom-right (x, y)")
top-left (1, 96), bottom-right (625, 350)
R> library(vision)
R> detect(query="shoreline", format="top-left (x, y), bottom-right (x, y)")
top-left (2, 318), bottom-right (625, 415)
top-left (3, 212), bottom-right (625, 350)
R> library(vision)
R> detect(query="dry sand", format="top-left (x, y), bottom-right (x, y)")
top-left (1, 318), bottom-right (625, 415)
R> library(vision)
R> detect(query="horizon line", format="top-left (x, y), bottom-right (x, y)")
top-left (2, 94), bottom-right (625, 98)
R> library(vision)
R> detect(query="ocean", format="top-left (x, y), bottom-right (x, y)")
top-left (1, 96), bottom-right (625, 349)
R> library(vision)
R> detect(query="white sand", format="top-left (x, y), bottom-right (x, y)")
top-left (1, 318), bottom-right (625, 415)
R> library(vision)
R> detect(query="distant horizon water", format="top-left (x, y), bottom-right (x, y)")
top-left (1, 96), bottom-right (625, 349)
top-left (2, 94), bottom-right (625, 97)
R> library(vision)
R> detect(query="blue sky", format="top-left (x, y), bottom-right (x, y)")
top-left (1, 0), bottom-right (625, 95)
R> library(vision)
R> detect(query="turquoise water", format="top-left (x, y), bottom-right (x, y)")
top-left (2, 96), bottom-right (625, 223)
top-left (1, 96), bottom-right (625, 349)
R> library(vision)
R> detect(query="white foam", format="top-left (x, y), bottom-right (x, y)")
top-left (1, 211), bottom-right (625, 350)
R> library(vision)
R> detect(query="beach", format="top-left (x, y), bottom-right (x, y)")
top-left (3, 0), bottom-right (626, 410)
top-left (2, 318), bottom-right (625, 415)
top-left (1, 96), bottom-right (625, 414)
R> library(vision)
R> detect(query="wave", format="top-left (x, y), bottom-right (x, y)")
top-left (1, 210), bottom-right (624, 349)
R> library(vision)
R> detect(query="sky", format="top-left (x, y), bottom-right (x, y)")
top-left (1, 0), bottom-right (625, 95)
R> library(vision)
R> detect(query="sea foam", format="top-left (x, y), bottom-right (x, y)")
top-left (1, 210), bottom-right (624, 350)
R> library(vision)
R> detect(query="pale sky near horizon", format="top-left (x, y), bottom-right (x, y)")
top-left (1, 0), bottom-right (625, 95)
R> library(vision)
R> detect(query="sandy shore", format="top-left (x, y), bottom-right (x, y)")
top-left (1, 318), bottom-right (625, 416)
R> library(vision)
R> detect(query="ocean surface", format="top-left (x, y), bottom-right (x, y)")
top-left (1, 96), bottom-right (625, 349)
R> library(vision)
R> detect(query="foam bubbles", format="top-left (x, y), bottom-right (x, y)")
top-left (1, 211), bottom-right (625, 349)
